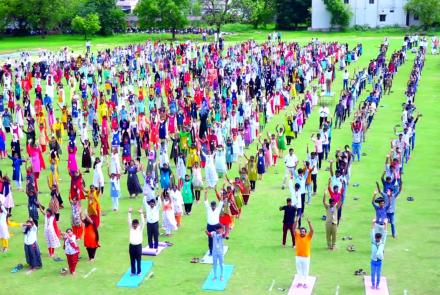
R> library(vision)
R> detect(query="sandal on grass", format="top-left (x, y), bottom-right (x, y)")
top-left (407, 196), bottom-right (414, 202)
top-left (347, 245), bottom-right (356, 252)
top-left (190, 257), bottom-right (200, 263)
top-left (11, 264), bottom-right (24, 273)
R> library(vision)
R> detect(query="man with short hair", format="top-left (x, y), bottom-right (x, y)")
top-left (144, 198), bottom-right (160, 251)
top-left (281, 148), bottom-right (298, 190)
top-left (128, 208), bottom-right (144, 276)
top-left (323, 191), bottom-right (341, 250)
top-left (279, 198), bottom-right (296, 247)
top-left (293, 217), bottom-right (314, 288)
top-left (204, 189), bottom-right (223, 256)
top-left (370, 229), bottom-right (385, 290)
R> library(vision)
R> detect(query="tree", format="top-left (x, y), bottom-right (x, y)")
top-left (203, 0), bottom-right (233, 33)
top-left (405, 0), bottom-right (440, 29)
top-left (71, 13), bottom-right (101, 39)
top-left (0, 1), bottom-right (9, 33)
top-left (26, 0), bottom-right (65, 36)
top-left (323, 0), bottom-right (351, 30)
top-left (86, 0), bottom-right (126, 35)
top-left (135, 0), bottom-right (189, 39)
top-left (237, 0), bottom-right (275, 29)
top-left (276, 0), bottom-right (311, 29)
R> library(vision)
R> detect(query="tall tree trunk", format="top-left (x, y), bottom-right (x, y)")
top-left (216, 24), bottom-right (221, 34)
top-left (172, 28), bottom-right (176, 40)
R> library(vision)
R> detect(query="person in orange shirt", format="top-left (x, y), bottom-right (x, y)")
top-left (293, 217), bottom-right (314, 289)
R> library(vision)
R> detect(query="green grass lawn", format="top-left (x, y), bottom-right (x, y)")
top-left (0, 31), bottom-right (439, 295)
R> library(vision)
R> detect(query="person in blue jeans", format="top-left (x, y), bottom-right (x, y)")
top-left (376, 181), bottom-right (402, 238)
top-left (206, 224), bottom-right (226, 282)
top-left (370, 229), bottom-right (385, 290)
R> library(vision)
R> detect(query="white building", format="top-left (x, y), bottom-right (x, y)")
top-left (116, 0), bottom-right (139, 14)
top-left (311, 0), bottom-right (420, 30)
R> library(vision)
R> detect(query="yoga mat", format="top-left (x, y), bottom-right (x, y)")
top-left (200, 246), bottom-right (229, 264)
top-left (287, 275), bottom-right (317, 295)
top-left (116, 260), bottom-right (153, 288)
top-left (202, 264), bottom-right (234, 291)
top-left (364, 276), bottom-right (389, 295)
top-left (142, 242), bottom-right (168, 256)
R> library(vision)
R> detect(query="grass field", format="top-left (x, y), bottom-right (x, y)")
top-left (0, 31), bottom-right (439, 295)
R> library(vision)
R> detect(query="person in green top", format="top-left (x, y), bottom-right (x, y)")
top-left (276, 124), bottom-right (287, 157)
top-left (182, 174), bottom-right (195, 215)
top-left (258, 106), bottom-right (266, 132)
top-left (244, 155), bottom-right (257, 191)
top-left (284, 115), bottom-right (295, 145)
top-left (179, 128), bottom-right (192, 155)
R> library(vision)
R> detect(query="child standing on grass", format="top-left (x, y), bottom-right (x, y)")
top-left (63, 228), bottom-right (80, 275)
top-left (109, 170), bottom-right (121, 211)
top-left (206, 224), bottom-right (226, 282)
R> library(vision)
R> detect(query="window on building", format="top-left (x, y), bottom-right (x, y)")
top-left (369, 0), bottom-right (374, 4)
top-left (414, 15), bottom-right (419, 20)
top-left (344, 0), bottom-right (349, 4)
top-left (379, 14), bottom-right (386, 22)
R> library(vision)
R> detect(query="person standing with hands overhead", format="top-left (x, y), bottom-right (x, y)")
top-left (204, 188), bottom-right (223, 256)
top-left (128, 207), bottom-right (145, 276)
top-left (323, 191), bottom-right (341, 250)
top-left (293, 217), bottom-right (314, 289)
top-left (144, 198), bottom-right (160, 252)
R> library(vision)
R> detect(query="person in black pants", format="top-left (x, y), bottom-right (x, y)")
top-left (146, 199), bottom-right (160, 251)
top-left (128, 208), bottom-right (144, 276)
top-left (279, 198), bottom-right (296, 247)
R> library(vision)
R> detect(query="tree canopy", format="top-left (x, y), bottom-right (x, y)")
top-left (405, 0), bottom-right (440, 28)
top-left (71, 13), bottom-right (101, 40)
top-left (135, 0), bottom-right (189, 39)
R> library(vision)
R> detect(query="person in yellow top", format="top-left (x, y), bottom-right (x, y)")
top-left (98, 99), bottom-right (108, 123)
top-left (53, 118), bottom-right (65, 144)
top-left (293, 217), bottom-right (314, 289)
top-left (86, 186), bottom-right (101, 228)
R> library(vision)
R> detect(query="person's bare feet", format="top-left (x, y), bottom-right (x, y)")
top-left (220, 276), bottom-right (224, 281)
top-left (371, 285), bottom-right (375, 289)
top-left (296, 283), bottom-right (302, 288)
top-left (212, 277), bottom-right (217, 282)
top-left (302, 284), bottom-right (307, 288)
top-left (375, 286), bottom-right (380, 290)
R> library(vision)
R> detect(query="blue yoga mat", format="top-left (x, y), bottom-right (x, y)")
top-left (202, 264), bottom-right (234, 291)
top-left (117, 260), bottom-right (153, 288)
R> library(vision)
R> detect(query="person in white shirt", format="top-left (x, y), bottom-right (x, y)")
top-left (282, 148), bottom-right (298, 189)
top-left (144, 198), bottom-right (160, 251)
top-left (23, 219), bottom-right (42, 271)
top-left (128, 208), bottom-right (145, 276)
top-left (319, 105), bottom-right (329, 128)
top-left (204, 189), bottom-right (223, 256)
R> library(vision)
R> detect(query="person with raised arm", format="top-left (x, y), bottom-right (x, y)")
top-left (293, 217), bottom-right (314, 288)
top-left (128, 207), bottom-right (145, 276)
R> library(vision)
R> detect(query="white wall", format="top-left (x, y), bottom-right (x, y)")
top-left (311, 0), bottom-right (332, 30)
top-left (312, 0), bottom-right (419, 30)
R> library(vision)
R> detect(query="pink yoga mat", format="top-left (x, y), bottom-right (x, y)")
top-left (288, 275), bottom-right (316, 295)
top-left (142, 242), bottom-right (168, 256)
top-left (364, 276), bottom-right (389, 295)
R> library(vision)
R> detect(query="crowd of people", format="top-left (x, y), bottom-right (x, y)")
top-left (0, 31), bottom-right (429, 292)
top-left (0, 35), bottom-right (360, 277)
